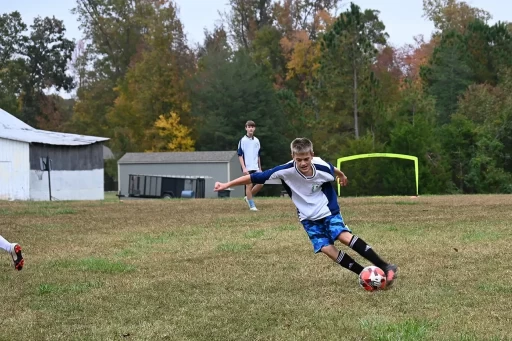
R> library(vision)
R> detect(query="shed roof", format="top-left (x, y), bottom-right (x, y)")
top-left (0, 108), bottom-right (33, 130)
top-left (118, 151), bottom-right (237, 164)
top-left (0, 108), bottom-right (109, 146)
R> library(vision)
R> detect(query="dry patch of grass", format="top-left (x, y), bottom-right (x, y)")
top-left (0, 195), bottom-right (511, 340)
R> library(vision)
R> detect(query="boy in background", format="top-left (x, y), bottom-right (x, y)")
top-left (237, 120), bottom-right (263, 211)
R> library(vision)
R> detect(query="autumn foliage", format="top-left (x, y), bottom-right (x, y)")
top-left (1, 0), bottom-right (512, 194)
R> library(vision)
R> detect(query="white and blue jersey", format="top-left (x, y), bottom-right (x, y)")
top-left (237, 135), bottom-right (261, 171)
top-left (250, 157), bottom-right (339, 221)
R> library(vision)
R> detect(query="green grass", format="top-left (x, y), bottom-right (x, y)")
top-left (360, 318), bottom-right (435, 340)
top-left (51, 257), bottom-right (136, 274)
top-left (244, 229), bottom-right (265, 239)
top-left (38, 281), bottom-right (104, 295)
top-left (0, 194), bottom-right (511, 340)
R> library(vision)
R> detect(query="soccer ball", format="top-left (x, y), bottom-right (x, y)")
top-left (359, 266), bottom-right (387, 291)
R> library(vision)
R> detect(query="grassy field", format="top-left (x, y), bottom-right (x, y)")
top-left (1, 194), bottom-right (511, 341)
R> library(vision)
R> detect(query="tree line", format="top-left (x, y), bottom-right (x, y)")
top-left (1, 0), bottom-right (511, 195)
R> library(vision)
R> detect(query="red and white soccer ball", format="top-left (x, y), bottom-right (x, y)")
top-left (359, 266), bottom-right (387, 291)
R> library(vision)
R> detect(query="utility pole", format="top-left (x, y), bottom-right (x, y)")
top-left (46, 155), bottom-right (52, 201)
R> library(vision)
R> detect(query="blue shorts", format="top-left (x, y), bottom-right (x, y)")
top-left (301, 213), bottom-right (352, 253)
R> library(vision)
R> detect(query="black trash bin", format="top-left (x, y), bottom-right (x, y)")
top-left (218, 189), bottom-right (231, 198)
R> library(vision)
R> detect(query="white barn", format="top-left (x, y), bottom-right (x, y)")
top-left (0, 108), bottom-right (109, 201)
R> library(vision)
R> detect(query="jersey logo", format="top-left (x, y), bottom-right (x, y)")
top-left (311, 184), bottom-right (322, 193)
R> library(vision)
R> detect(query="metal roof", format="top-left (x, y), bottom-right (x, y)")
top-left (118, 151), bottom-right (237, 164)
top-left (0, 108), bottom-right (109, 146)
top-left (0, 108), bottom-right (33, 130)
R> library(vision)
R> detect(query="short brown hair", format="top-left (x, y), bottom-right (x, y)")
top-left (290, 138), bottom-right (314, 155)
top-left (245, 120), bottom-right (256, 127)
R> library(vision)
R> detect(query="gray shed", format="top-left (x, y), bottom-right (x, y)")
top-left (117, 151), bottom-right (245, 198)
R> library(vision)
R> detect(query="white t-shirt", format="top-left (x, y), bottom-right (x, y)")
top-left (250, 157), bottom-right (339, 221)
top-left (237, 135), bottom-right (261, 171)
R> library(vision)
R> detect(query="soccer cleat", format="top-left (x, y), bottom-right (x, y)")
top-left (383, 264), bottom-right (397, 288)
top-left (243, 196), bottom-right (251, 208)
top-left (249, 206), bottom-right (258, 211)
top-left (10, 244), bottom-right (24, 271)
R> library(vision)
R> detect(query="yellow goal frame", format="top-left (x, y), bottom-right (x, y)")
top-left (336, 153), bottom-right (419, 196)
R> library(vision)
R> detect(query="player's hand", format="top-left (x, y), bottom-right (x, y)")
top-left (242, 168), bottom-right (249, 175)
top-left (337, 174), bottom-right (348, 186)
top-left (214, 182), bottom-right (227, 191)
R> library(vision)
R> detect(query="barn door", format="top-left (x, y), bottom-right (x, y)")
top-left (0, 161), bottom-right (12, 200)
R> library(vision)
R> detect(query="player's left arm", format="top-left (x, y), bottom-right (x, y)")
top-left (315, 158), bottom-right (347, 186)
top-left (333, 167), bottom-right (348, 187)
top-left (257, 141), bottom-right (262, 171)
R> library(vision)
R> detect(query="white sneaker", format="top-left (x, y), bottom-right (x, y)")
top-left (250, 206), bottom-right (258, 211)
top-left (244, 196), bottom-right (251, 208)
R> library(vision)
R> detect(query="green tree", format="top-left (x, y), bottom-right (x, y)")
top-left (0, 10), bottom-right (26, 113)
top-left (336, 134), bottom-right (388, 197)
top-left (456, 69), bottom-right (512, 181)
top-left (191, 50), bottom-right (289, 167)
top-left (70, 78), bottom-right (116, 137)
top-left (197, 25), bottom-right (231, 61)
top-left (0, 11), bottom-right (26, 65)
top-left (251, 25), bottom-right (287, 86)
top-left (72, 0), bottom-right (149, 80)
top-left (19, 16), bottom-right (75, 126)
top-left (386, 118), bottom-right (451, 194)
top-left (0, 12), bottom-right (75, 127)
top-left (465, 133), bottom-right (512, 193)
top-left (106, 1), bottom-right (193, 154)
top-left (438, 114), bottom-right (478, 192)
top-left (222, 0), bottom-right (274, 50)
top-left (70, 0), bottom-right (158, 142)
top-left (320, 2), bottom-right (388, 139)
top-left (420, 31), bottom-right (473, 124)
top-left (464, 20), bottom-right (512, 85)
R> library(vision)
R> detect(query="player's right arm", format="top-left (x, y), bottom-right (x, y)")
top-left (250, 162), bottom-right (293, 184)
top-left (238, 156), bottom-right (248, 175)
top-left (215, 163), bottom-right (291, 191)
top-left (214, 175), bottom-right (252, 192)
top-left (237, 139), bottom-right (248, 174)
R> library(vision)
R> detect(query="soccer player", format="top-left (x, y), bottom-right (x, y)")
top-left (216, 137), bottom-right (397, 287)
top-left (0, 235), bottom-right (24, 271)
top-left (237, 120), bottom-right (263, 211)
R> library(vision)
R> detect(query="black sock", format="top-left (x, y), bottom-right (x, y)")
top-left (336, 251), bottom-right (364, 275)
top-left (349, 236), bottom-right (388, 269)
